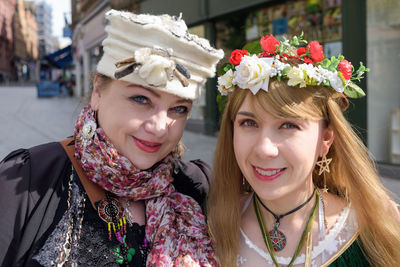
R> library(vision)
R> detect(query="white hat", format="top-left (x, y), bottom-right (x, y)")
top-left (96, 10), bottom-right (224, 100)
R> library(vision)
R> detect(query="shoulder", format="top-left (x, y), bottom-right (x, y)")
top-left (0, 142), bottom-right (70, 200)
top-left (172, 159), bottom-right (211, 205)
top-left (0, 142), bottom-right (71, 264)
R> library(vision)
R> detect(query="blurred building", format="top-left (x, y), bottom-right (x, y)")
top-left (0, 0), bottom-right (16, 83)
top-left (71, 0), bottom-right (139, 97)
top-left (14, 0), bottom-right (38, 82)
top-left (70, 0), bottom-right (400, 167)
top-left (34, 0), bottom-right (54, 57)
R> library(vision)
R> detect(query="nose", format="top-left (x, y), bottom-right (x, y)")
top-left (254, 134), bottom-right (279, 158)
top-left (144, 110), bottom-right (170, 138)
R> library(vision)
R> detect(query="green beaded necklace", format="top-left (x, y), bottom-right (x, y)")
top-left (253, 190), bottom-right (319, 267)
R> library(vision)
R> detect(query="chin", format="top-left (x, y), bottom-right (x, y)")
top-left (133, 155), bottom-right (163, 170)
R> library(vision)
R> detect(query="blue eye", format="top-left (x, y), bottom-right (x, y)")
top-left (281, 122), bottom-right (300, 129)
top-left (170, 106), bottom-right (188, 115)
top-left (239, 119), bottom-right (258, 127)
top-left (130, 95), bottom-right (150, 105)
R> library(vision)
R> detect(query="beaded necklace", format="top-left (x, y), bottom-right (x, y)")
top-left (253, 189), bottom-right (319, 267)
top-left (97, 192), bottom-right (136, 264)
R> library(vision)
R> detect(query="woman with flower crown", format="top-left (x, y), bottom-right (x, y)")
top-left (0, 10), bottom-right (223, 266)
top-left (208, 33), bottom-right (400, 267)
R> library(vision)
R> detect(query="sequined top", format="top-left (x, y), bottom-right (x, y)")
top-left (0, 142), bottom-right (211, 266)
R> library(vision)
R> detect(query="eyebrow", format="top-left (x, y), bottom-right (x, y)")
top-left (127, 85), bottom-right (192, 105)
top-left (237, 111), bottom-right (256, 118)
top-left (175, 99), bottom-right (192, 105)
top-left (127, 85), bottom-right (161, 98)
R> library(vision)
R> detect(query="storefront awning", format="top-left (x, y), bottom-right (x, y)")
top-left (45, 45), bottom-right (73, 68)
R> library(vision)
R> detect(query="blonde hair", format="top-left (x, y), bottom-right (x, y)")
top-left (208, 80), bottom-right (400, 267)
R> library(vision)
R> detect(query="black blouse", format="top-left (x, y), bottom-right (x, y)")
top-left (0, 142), bottom-right (211, 267)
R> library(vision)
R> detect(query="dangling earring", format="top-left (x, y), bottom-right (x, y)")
top-left (241, 175), bottom-right (252, 193)
top-left (172, 144), bottom-right (182, 174)
top-left (81, 108), bottom-right (97, 150)
top-left (316, 154), bottom-right (332, 193)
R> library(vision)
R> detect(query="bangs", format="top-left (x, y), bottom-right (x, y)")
top-left (249, 80), bottom-right (326, 121)
top-left (227, 79), bottom-right (345, 124)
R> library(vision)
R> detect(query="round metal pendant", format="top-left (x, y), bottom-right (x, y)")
top-left (97, 197), bottom-right (124, 223)
top-left (269, 228), bottom-right (287, 251)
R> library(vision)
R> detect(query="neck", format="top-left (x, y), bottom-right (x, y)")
top-left (257, 183), bottom-right (316, 226)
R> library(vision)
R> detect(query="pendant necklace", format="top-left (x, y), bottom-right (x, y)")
top-left (97, 192), bottom-right (136, 264)
top-left (253, 189), bottom-right (319, 267)
top-left (255, 187), bottom-right (316, 252)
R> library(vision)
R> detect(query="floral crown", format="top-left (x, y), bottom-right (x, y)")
top-left (217, 33), bottom-right (369, 98)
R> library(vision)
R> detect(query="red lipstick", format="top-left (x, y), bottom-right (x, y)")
top-left (252, 166), bottom-right (286, 182)
top-left (133, 136), bottom-right (162, 153)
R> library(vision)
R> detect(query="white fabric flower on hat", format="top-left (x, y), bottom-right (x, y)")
top-left (134, 48), bottom-right (152, 63)
top-left (217, 69), bottom-right (234, 95)
top-left (134, 48), bottom-right (174, 87)
top-left (232, 55), bottom-right (274, 95)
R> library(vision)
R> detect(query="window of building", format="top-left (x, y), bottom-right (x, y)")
top-left (367, 0), bottom-right (400, 164)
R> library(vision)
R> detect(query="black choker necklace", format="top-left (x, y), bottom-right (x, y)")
top-left (255, 187), bottom-right (316, 251)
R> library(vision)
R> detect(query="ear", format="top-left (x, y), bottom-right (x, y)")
top-left (320, 124), bottom-right (334, 156)
top-left (90, 74), bottom-right (102, 110)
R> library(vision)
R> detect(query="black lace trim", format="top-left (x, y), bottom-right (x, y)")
top-left (78, 191), bottom-right (149, 266)
top-left (33, 171), bottom-right (149, 266)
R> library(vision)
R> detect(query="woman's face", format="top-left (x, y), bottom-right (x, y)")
top-left (90, 78), bottom-right (192, 170)
top-left (233, 94), bottom-right (333, 202)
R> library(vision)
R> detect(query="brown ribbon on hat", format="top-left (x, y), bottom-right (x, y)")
top-left (114, 48), bottom-right (191, 87)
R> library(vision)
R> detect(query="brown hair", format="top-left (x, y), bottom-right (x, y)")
top-left (208, 79), bottom-right (400, 266)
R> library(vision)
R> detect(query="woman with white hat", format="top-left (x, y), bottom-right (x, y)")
top-left (0, 10), bottom-right (223, 266)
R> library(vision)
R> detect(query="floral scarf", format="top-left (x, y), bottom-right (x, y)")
top-left (73, 106), bottom-right (217, 266)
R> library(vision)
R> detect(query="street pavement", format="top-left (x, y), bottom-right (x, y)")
top-left (0, 85), bottom-right (399, 200)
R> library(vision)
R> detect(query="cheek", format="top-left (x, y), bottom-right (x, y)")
top-left (233, 129), bottom-right (247, 166)
top-left (168, 118), bottom-right (186, 142)
top-left (100, 109), bottom-right (142, 138)
top-left (284, 135), bottom-right (321, 167)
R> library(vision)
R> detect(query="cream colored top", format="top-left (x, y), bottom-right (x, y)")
top-left (237, 194), bottom-right (358, 267)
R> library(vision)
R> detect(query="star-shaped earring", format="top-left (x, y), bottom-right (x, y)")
top-left (316, 155), bottom-right (332, 175)
top-left (322, 185), bottom-right (329, 193)
top-left (316, 155), bottom-right (332, 193)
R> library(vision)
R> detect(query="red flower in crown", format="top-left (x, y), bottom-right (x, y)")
top-left (297, 47), bottom-right (312, 64)
top-left (229, 49), bottom-right (248, 65)
top-left (260, 35), bottom-right (280, 56)
top-left (297, 47), bottom-right (306, 57)
top-left (338, 59), bottom-right (353, 80)
top-left (307, 41), bottom-right (324, 63)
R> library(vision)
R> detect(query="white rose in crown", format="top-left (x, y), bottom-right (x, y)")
top-left (232, 55), bottom-right (274, 95)
top-left (135, 48), bottom-right (174, 87)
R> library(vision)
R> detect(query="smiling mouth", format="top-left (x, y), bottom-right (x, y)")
top-left (133, 136), bottom-right (162, 153)
top-left (253, 166), bottom-right (286, 181)
top-left (255, 167), bottom-right (286, 176)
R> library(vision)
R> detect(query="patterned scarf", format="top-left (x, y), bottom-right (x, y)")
top-left (73, 106), bottom-right (218, 266)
